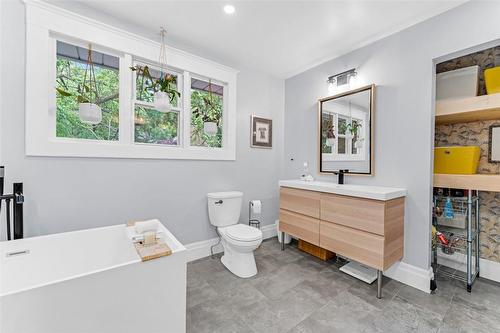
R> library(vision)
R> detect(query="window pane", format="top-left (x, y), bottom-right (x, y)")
top-left (190, 78), bottom-right (223, 148)
top-left (56, 41), bottom-right (119, 141)
top-left (321, 114), bottom-right (332, 154)
top-left (338, 137), bottom-right (346, 154)
top-left (135, 65), bottom-right (179, 108)
top-left (338, 117), bottom-right (347, 135)
top-left (134, 106), bottom-right (179, 145)
top-left (352, 119), bottom-right (360, 154)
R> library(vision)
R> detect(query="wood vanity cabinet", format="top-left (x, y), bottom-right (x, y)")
top-left (279, 187), bottom-right (404, 271)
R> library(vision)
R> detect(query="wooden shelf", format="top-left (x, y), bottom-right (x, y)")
top-left (434, 173), bottom-right (500, 192)
top-left (435, 93), bottom-right (500, 125)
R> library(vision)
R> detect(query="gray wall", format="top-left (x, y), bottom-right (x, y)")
top-left (0, 0), bottom-right (284, 244)
top-left (284, 1), bottom-right (500, 270)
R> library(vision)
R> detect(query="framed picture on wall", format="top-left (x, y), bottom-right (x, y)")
top-left (251, 115), bottom-right (272, 148)
top-left (489, 124), bottom-right (500, 162)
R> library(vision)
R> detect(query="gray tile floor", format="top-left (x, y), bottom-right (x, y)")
top-left (187, 238), bottom-right (500, 333)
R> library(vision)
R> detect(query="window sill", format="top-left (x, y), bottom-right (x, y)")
top-left (26, 139), bottom-right (236, 161)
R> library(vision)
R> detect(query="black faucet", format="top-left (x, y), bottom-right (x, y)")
top-left (334, 169), bottom-right (349, 185)
top-left (0, 166), bottom-right (24, 240)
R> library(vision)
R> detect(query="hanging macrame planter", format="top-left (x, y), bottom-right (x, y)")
top-left (325, 121), bottom-right (335, 147)
top-left (154, 28), bottom-right (172, 112)
top-left (203, 79), bottom-right (218, 135)
top-left (354, 138), bottom-right (364, 149)
top-left (130, 28), bottom-right (180, 113)
top-left (154, 91), bottom-right (171, 112)
top-left (79, 44), bottom-right (102, 124)
top-left (204, 122), bottom-right (218, 135)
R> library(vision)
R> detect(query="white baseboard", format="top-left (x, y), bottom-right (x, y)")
top-left (186, 223), bottom-right (435, 293)
top-left (186, 223), bottom-right (435, 294)
top-left (384, 261), bottom-right (433, 294)
top-left (186, 222), bottom-right (277, 262)
top-left (437, 250), bottom-right (500, 283)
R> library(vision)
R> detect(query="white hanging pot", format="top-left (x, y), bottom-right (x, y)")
top-left (154, 91), bottom-right (171, 112)
top-left (204, 122), bottom-right (218, 135)
top-left (326, 138), bottom-right (335, 147)
top-left (354, 139), bottom-right (364, 148)
top-left (79, 103), bottom-right (102, 124)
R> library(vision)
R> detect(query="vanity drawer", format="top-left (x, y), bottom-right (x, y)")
top-left (279, 209), bottom-right (320, 245)
top-left (320, 193), bottom-right (385, 235)
top-left (319, 221), bottom-right (384, 270)
top-left (280, 187), bottom-right (320, 219)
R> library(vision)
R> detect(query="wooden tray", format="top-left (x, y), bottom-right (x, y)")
top-left (134, 242), bottom-right (172, 262)
top-left (128, 220), bottom-right (172, 261)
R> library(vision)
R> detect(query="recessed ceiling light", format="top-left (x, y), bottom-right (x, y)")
top-left (223, 4), bottom-right (235, 15)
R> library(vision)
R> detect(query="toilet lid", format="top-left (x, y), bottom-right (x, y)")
top-left (225, 224), bottom-right (262, 242)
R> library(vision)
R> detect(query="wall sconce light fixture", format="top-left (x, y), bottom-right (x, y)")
top-left (327, 68), bottom-right (357, 93)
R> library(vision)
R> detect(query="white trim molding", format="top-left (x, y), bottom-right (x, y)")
top-left (186, 222), bottom-right (278, 262)
top-left (24, 0), bottom-right (238, 160)
top-left (384, 261), bottom-right (434, 294)
top-left (186, 223), bottom-right (435, 294)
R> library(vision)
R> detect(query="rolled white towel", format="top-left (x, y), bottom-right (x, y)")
top-left (135, 219), bottom-right (160, 234)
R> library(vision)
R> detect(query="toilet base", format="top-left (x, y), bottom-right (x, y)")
top-left (220, 239), bottom-right (260, 278)
top-left (221, 253), bottom-right (257, 278)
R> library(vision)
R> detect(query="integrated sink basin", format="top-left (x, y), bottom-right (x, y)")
top-left (279, 179), bottom-right (406, 201)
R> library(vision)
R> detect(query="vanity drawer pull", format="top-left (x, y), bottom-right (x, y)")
top-left (6, 249), bottom-right (30, 257)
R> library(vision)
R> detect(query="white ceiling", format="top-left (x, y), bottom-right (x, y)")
top-left (47, 1), bottom-right (465, 78)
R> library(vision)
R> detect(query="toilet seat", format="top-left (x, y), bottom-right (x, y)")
top-left (221, 224), bottom-right (262, 242)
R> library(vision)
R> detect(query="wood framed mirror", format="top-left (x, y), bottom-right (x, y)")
top-left (318, 84), bottom-right (375, 175)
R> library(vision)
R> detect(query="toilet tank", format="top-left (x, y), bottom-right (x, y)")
top-left (207, 191), bottom-right (243, 227)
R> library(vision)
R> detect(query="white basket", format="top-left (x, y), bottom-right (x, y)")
top-left (79, 103), bottom-right (102, 124)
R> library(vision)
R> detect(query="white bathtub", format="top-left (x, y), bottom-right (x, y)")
top-left (0, 224), bottom-right (187, 333)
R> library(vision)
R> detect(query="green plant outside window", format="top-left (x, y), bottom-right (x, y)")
top-left (55, 43), bottom-right (120, 141)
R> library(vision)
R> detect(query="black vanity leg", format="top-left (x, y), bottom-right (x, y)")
top-left (281, 232), bottom-right (285, 251)
top-left (377, 270), bottom-right (383, 299)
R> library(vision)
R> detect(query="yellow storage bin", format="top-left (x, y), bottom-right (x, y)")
top-left (434, 146), bottom-right (480, 174)
top-left (485, 66), bottom-right (500, 95)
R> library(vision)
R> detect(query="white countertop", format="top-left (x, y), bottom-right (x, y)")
top-left (279, 179), bottom-right (407, 201)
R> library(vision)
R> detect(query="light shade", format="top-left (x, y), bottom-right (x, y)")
top-left (223, 4), bottom-right (235, 14)
top-left (327, 68), bottom-right (357, 90)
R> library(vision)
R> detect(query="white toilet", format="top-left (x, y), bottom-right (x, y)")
top-left (207, 191), bottom-right (263, 278)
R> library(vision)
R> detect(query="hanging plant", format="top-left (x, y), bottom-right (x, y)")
top-left (338, 120), bottom-right (349, 135)
top-left (131, 28), bottom-right (180, 112)
top-left (131, 65), bottom-right (180, 105)
top-left (191, 79), bottom-right (219, 135)
top-left (325, 119), bottom-right (335, 147)
top-left (354, 138), bottom-right (364, 149)
top-left (56, 43), bottom-right (102, 124)
top-left (348, 121), bottom-right (362, 136)
top-left (348, 121), bottom-right (362, 147)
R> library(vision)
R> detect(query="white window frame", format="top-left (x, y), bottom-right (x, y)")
top-left (188, 74), bottom-right (228, 149)
top-left (322, 113), bottom-right (365, 162)
top-left (25, 0), bottom-right (238, 160)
